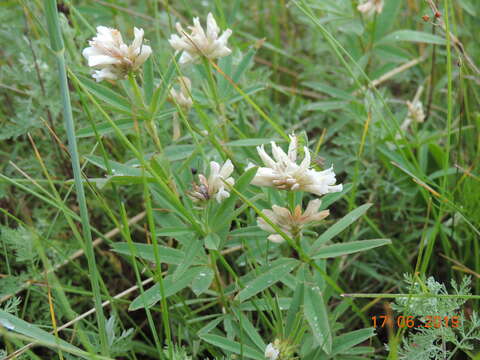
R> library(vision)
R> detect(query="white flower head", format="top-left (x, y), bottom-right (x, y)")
top-left (250, 135), bottom-right (342, 197)
top-left (82, 26), bottom-right (152, 82)
top-left (264, 342), bottom-right (280, 360)
top-left (170, 76), bottom-right (193, 109)
top-left (258, 199), bottom-right (329, 243)
top-left (406, 100), bottom-right (425, 124)
top-left (357, 0), bottom-right (384, 16)
top-left (168, 12), bottom-right (232, 65)
top-left (189, 160), bottom-right (235, 203)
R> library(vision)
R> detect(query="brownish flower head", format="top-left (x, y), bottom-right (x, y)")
top-left (257, 199), bottom-right (329, 243)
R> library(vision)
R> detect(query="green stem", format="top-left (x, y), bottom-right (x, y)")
top-left (342, 293), bottom-right (480, 300)
top-left (44, 0), bottom-right (109, 355)
top-left (128, 73), bottom-right (163, 152)
top-left (203, 59), bottom-right (229, 140)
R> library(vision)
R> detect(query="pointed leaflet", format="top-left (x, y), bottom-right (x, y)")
top-left (77, 76), bottom-right (131, 113)
top-left (0, 310), bottom-right (89, 358)
top-left (129, 267), bottom-right (203, 310)
top-left (304, 285), bottom-right (332, 354)
top-left (232, 308), bottom-right (266, 351)
top-left (312, 239), bottom-right (391, 259)
top-left (331, 328), bottom-right (375, 355)
top-left (236, 258), bottom-right (298, 302)
top-left (111, 242), bottom-right (185, 264)
top-left (191, 267), bottom-right (215, 296)
top-left (310, 203), bottom-right (372, 254)
top-left (199, 334), bottom-right (264, 360)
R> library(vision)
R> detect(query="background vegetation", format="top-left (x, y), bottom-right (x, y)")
top-left (0, 0), bottom-right (479, 359)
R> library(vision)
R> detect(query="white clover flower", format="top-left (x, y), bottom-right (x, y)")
top-left (264, 342), bottom-right (280, 360)
top-left (170, 76), bottom-right (193, 109)
top-left (357, 0), bottom-right (384, 16)
top-left (82, 26), bottom-right (152, 82)
top-left (249, 135), bottom-right (342, 197)
top-left (258, 199), bottom-right (329, 243)
top-left (168, 12), bottom-right (232, 65)
top-left (189, 160), bottom-right (235, 203)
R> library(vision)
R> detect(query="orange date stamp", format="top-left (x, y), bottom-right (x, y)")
top-left (372, 315), bottom-right (460, 328)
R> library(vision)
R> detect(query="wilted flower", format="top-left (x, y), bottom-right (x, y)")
top-left (406, 100), bottom-right (425, 124)
top-left (189, 160), bottom-right (235, 203)
top-left (170, 76), bottom-right (193, 109)
top-left (82, 26), bottom-right (151, 82)
top-left (249, 135), bottom-right (342, 197)
top-left (397, 100), bottom-right (426, 139)
top-left (257, 199), bottom-right (329, 243)
top-left (357, 0), bottom-right (384, 16)
top-left (168, 12), bottom-right (232, 64)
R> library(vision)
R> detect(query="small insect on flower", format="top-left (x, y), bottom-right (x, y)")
top-left (168, 12), bottom-right (232, 65)
top-left (189, 160), bottom-right (235, 203)
top-left (169, 76), bottom-right (193, 110)
top-left (264, 342), bottom-right (280, 360)
top-left (258, 199), bottom-right (329, 243)
top-left (357, 0), bottom-right (384, 17)
top-left (249, 135), bottom-right (342, 197)
top-left (82, 26), bottom-right (152, 82)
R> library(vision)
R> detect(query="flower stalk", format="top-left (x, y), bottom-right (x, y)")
top-left (44, 0), bottom-right (109, 355)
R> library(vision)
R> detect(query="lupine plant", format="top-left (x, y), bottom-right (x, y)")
top-left (0, 0), bottom-right (479, 359)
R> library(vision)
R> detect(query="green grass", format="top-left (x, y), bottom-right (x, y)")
top-left (0, 0), bottom-right (479, 359)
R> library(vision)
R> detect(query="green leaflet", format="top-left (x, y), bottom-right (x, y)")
top-left (129, 266), bottom-right (204, 311)
top-left (312, 239), bottom-right (392, 259)
top-left (236, 258), bottom-right (299, 302)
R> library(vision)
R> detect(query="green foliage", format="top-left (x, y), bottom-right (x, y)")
top-left (393, 276), bottom-right (480, 360)
top-left (0, 0), bottom-right (479, 359)
top-left (0, 226), bottom-right (37, 264)
top-left (105, 315), bottom-right (134, 357)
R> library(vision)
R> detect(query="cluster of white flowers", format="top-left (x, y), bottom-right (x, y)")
top-left (82, 26), bottom-right (151, 82)
top-left (189, 160), bottom-right (235, 203)
top-left (83, 12), bottom-right (231, 82)
top-left (168, 13), bottom-right (232, 65)
top-left (83, 16), bottom-right (342, 247)
top-left (251, 135), bottom-right (342, 243)
top-left (357, 0), bottom-right (384, 17)
top-left (249, 135), bottom-right (342, 197)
